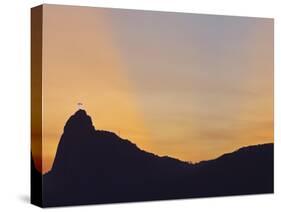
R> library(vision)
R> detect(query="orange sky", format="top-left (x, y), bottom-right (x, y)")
top-left (34, 5), bottom-right (273, 173)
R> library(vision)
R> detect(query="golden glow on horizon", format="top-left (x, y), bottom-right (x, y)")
top-left (32, 5), bottom-right (273, 173)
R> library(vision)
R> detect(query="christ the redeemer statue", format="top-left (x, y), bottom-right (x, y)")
top-left (77, 102), bottom-right (83, 110)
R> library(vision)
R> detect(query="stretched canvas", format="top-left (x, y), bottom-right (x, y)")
top-left (31, 4), bottom-right (274, 208)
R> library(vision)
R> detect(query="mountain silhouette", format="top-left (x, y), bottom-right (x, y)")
top-left (38, 109), bottom-right (273, 207)
top-left (31, 153), bottom-right (42, 206)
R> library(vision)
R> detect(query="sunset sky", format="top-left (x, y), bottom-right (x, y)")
top-left (35, 5), bottom-right (273, 173)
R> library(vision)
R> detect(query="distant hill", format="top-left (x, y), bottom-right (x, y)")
top-left (39, 110), bottom-right (273, 207)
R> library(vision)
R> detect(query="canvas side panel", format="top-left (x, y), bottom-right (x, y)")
top-left (31, 5), bottom-right (43, 208)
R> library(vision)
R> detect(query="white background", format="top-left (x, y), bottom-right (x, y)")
top-left (0, 0), bottom-right (280, 211)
